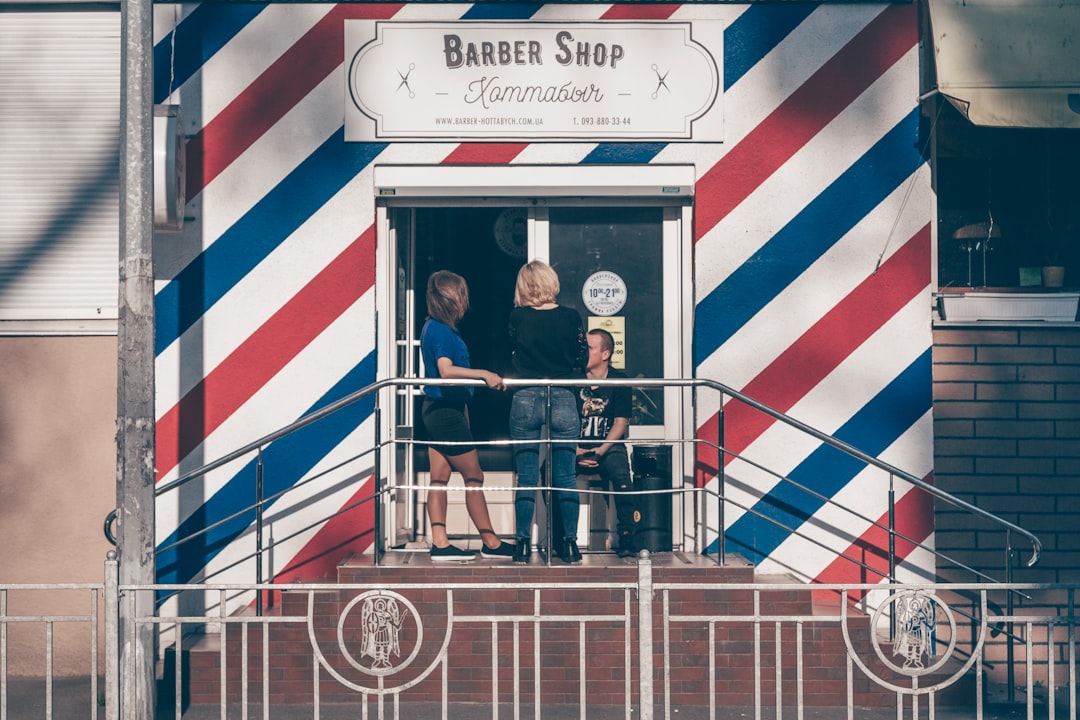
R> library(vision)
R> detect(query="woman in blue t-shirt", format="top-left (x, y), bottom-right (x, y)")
top-left (420, 271), bottom-right (515, 561)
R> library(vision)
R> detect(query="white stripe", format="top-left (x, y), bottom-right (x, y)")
top-left (754, 410), bottom-right (933, 581)
top-left (392, 4), bottom-right (472, 20)
top-left (511, 143), bottom-right (598, 165)
top-left (155, 136), bottom-right (479, 413)
top-left (153, 5), bottom-right (198, 48)
top-left (653, 5), bottom-right (887, 172)
top-left (694, 162), bottom-right (931, 424)
top-left (530, 4), bottom-right (611, 20)
top-left (168, 5), bottom-right (334, 121)
top-left (694, 45), bottom-right (920, 305)
top-left (156, 293), bottom-right (374, 537)
top-left (156, 131), bottom-right (381, 414)
top-left (177, 419), bottom-right (375, 590)
top-left (667, 4), bottom-right (748, 23)
top-left (155, 70), bottom-right (345, 284)
top-left (711, 294), bottom-right (931, 530)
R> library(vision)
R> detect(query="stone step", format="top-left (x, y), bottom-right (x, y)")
top-left (167, 550), bottom-right (937, 709)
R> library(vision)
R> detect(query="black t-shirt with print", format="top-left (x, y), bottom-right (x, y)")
top-left (578, 368), bottom-right (631, 450)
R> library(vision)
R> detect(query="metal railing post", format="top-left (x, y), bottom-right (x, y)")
top-left (104, 554), bottom-right (119, 720)
top-left (637, 551), bottom-right (654, 720)
top-left (374, 401), bottom-right (383, 566)
top-left (255, 448), bottom-right (264, 617)
top-left (543, 383), bottom-right (554, 565)
top-left (888, 473), bottom-right (896, 583)
top-left (887, 474), bottom-right (897, 639)
top-left (717, 392), bottom-right (725, 565)
top-left (1006, 533), bottom-right (1015, 703)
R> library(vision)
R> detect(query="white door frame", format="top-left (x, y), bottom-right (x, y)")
top-left (374, 165), bottom-right (696, 551)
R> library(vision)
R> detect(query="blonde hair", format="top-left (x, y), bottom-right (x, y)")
top-left (514, 260), bottom-right (560, 308)
top-left (426, 270), bottom-right (469, 327)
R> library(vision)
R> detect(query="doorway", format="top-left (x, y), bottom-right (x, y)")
top-left (374, 165), bottom-right (694, 550)
top-left (412, 206), bottom-right (522, 472)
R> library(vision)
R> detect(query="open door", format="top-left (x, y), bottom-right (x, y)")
top-left (376, 165), bottom-right (694, 554)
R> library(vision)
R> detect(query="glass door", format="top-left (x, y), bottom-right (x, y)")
top-left (378, 189), bottom-right (691, 552)
top-left (536, 204), bottom-right (686, 441)
top-left (543, 206), bottom-right (666, 431)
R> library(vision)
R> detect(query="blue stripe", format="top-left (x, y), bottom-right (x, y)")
top-left (712, 349), bottom-right (931, 563)
top-left (694, 109), bottom-right (924, 366)
top-left (155, 132), bottom-right (387, 356)
top-left (582, 143), bottom-right (667, 164)
top-left (154, 3), bottom-right (267, 103)
top-left (155, 353), bottom-right (377, 585)
top-left (461, 3), bottom-right (542, 19)
top-left (724, 4), bottom-right (816, 91)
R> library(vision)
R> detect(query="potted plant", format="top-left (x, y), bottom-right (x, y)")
top-left (1041, 220), bottom-right (1072, 288)
top-left (1042, 263), bottom-right (1066, 288)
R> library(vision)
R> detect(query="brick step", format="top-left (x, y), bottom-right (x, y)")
top-left (167, 552), bottom-right (963, 708)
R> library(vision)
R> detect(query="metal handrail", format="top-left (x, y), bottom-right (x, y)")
top-left (108, 375), bottom-right (1041, 576)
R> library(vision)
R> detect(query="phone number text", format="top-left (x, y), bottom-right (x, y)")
top-left (572, 116), bottom-right (632, 127)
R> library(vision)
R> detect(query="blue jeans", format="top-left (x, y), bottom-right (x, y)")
top-left (510, 386), bottom-right (580, 543)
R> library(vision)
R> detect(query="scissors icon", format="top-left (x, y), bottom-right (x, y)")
top-left (397, 64), bottom-right (416, 98)
top-left (651, 64), bottom-right (670, 99)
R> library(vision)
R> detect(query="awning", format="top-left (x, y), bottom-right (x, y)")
top-left (927, 0), bottom-right (1080, 128)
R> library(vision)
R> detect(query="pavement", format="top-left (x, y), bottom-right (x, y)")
top-left (0, 677), bottom-right (1048, 719)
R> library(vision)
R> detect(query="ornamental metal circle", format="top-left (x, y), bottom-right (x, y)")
top-left (337, 590), bottom-right (424, 677)
top-left (869, 589), bottom-right (957, 678)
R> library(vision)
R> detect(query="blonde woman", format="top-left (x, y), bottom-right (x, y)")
top-left (508, 260), bottom-right (588, 564)
top-left (420, 270), bottom-right (515, 561)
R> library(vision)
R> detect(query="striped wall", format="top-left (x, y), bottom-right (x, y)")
top-left (152, 2), bottom-right (935, 598)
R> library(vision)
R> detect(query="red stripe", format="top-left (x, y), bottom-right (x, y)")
top-left (442, 144), bottom-right (529, 165)
top-left (601, 4), bottom-right (679, 20)
top-left (811, 474), bottom-right (935, 601)
top-left (271, 482), bottom-right (375, 588)
top-left (695, 225), bottom-right (930, 485)
top-left (185, 4), bottom-right (404, 201)
top-left (155, 229), bottom-right (376, 481)
top-left (694, 4), bottom-right (917, 241)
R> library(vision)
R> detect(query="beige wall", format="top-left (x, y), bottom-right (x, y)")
top-left (0, 336), bottom-right (116, 676)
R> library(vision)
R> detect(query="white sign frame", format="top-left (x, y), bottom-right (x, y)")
top-left (346, 20), bottom-right (723, 142)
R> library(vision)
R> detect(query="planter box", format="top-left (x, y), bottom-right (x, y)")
top-left (937, 292), bottom-right (1080, 322)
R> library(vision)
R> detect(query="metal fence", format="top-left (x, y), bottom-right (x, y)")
top-left (1, 558), bottom-right (1062, 719)
top-left (0, 579), bottom-right (107, 720)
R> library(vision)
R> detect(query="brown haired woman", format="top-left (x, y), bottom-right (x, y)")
top-left (420, 270), bottom-right (515, 561)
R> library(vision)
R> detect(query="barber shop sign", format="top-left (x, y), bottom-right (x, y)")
top-left (345, 21), bottom-right (723, 142)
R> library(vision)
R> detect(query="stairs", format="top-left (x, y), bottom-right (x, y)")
top-left (162, 550), bottom-right (981, 711)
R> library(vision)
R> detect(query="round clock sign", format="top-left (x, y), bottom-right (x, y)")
top-left (582, 271), bottom-right (627, 316)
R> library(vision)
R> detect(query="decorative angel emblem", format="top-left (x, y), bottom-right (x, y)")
top-left (360, 596), bottom-right (405, 669)
top-left (894, 593), bottom-right (937, 669)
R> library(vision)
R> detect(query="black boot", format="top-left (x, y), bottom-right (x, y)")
top-left (561, 539), bottom-right (582, 564)
top-left (513, 540), bottom-right (531, 564)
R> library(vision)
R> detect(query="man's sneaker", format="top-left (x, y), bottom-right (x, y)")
top-left (430, 544), bottom-right (477, 562)
top-left (616, 544), bottom-right (636, 559)
top-left (560, 540), bottom-right (582, 565)
top-left (481, 541), bottom-right (516, 560)
top-left (513, 541), bottom-right (531, 564)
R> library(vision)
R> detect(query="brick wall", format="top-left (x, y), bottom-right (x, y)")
top-left (933, 326), bottom-right (1080, 584)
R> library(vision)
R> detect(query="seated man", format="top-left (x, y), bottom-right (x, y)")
top-left (576, 328), bottom-right (636, 558)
